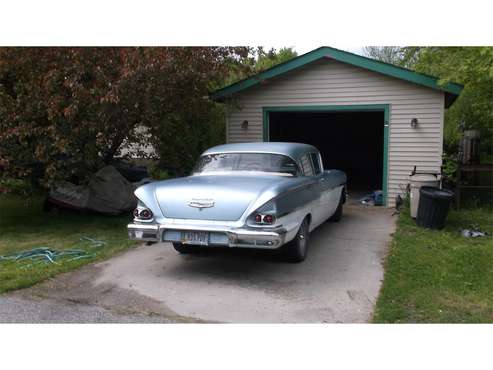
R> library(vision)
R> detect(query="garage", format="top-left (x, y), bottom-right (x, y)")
top-left (211, 47), bottom-right (463, 206)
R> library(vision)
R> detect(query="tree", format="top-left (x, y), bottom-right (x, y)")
top-left (363, 46), bottom-right (405, 65)
top-left (0, 48), bottom-right (138, 186)
top-left (254, 47), bottom-right (298, 71)
top-left (363, 47), bottom-right (493, 158)
top-left (408, 47), bottom-right (493, 156)
top-left (130, 47), bottom-right (251, 176)
top-left (0, 47), bottom-right (250, 186)
top-left (363, 46), bottom-right (420, 69)
top-left (223, 47), bottom-right (298, 86)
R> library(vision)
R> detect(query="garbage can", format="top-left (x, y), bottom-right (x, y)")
top-left (416, 186), bottom-right (454, 230)
top-left (409, 174), bottom-right (440, 218)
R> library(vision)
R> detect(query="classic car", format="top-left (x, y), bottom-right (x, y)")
top-left (128, 142), bottom-right (346, 262)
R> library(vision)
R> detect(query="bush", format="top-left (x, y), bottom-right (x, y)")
top-left (0, 178), bottom-right (34, 196)
top-left (149, 167), bottom-right (172, 181)
top-left (442, 152), bottom-right (459, 186)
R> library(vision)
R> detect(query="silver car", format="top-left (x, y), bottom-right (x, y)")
top-left (128, 142), bottom-right (346, 262)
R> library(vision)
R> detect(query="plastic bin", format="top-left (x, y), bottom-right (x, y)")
top-left (416, 186), bottom-right (454, 230)
top-left (409, 174), bottom-right (440, 218)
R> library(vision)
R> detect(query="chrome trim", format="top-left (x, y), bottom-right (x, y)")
top-left (132, 217), bottom-right (155, 223)
top-left (188, 199), bottom-right (215, 209)
top-left (128, 224), bottom-right (159, 231)
top-left (127, 224), bottom-right (160, 242)
top-left (127, 221), bottom-right (287, 249)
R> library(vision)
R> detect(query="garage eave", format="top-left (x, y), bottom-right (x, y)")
top-left (210, 46), bottom-right (463, 108)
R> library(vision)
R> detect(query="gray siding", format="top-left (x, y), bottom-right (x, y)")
top-left (225, 59), bottom-right (445, 207)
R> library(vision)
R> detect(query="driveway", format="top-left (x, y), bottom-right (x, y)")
top-left (0, 204), bottom-right (396, 323)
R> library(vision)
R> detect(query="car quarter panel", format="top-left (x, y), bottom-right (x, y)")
top-left (134, 182), bottom-right (163, 220)
top-left (321, 170), bottom-right (347, 220)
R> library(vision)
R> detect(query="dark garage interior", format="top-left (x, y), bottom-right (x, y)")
top-left (269, 111), bottom-right (384, 192)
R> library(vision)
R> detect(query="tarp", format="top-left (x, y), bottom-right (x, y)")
top-left (48, 181), bottom-right (90, 211)
top-left (86, 166), bottom-right (137, 215)
top-left (48, 166), bottom-right (139, 215)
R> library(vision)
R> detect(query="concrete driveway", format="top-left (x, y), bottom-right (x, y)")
top-left (0, 204), bottom-right (396, 323)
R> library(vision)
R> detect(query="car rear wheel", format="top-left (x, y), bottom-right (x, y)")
top-left (282, 218), bottom-right (309, 263)
top-left (172, 242), bottom-right (198, 254)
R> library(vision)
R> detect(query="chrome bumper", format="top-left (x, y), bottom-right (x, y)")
top-left (127, 222), bottom-right (287, 249)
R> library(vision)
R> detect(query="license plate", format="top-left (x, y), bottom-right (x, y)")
top-left (181, 231), bottom-right (209, 245)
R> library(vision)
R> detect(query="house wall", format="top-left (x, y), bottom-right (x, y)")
top-left (118, 125), bottom-right (157, 159)
top-left (225, 59), bottom-right (445, 207)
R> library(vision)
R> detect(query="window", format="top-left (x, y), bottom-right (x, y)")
top-left (310, 153), bottom-right (322, 175)
top-left (300, 154), bottom-right (314, 176)
top-left (193, 153), bottom-right (300, 176)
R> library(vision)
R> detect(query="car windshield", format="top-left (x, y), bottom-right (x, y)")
top-left (193, 153), bottom-right (299, 176)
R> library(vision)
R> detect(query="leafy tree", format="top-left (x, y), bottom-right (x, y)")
top-left (0, 48), bottom-right (138, 186)
top-left (406, 47), bottom-right (493, 157)
top-left (224, 47), bottom-right (297, 86)
top-left (364, 46), bottom-right (405, 66)
top-left (132, 47), bottom-right (251, 176)
top-left (364, 47), bottom-right (493, 158)
top-left (363, 46), bottom-right (419, 68)
top-left (0, 47), bottom-right (250, 186)
top-left (254, 47), bottom-right (298, 71)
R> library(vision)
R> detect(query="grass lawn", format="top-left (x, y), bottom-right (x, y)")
top-left (374, 204), bottom-right (493, 323)
top-left (0, 195), bottom-right (136, 294)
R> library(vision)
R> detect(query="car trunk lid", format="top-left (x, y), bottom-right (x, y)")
top-left (154, 174), bottom-right (284, 221)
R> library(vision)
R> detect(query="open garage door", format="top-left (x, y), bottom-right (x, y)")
top-left (267, 108), bottom-right (387, 197)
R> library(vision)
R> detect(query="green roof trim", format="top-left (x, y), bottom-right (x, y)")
top-left (211, 47), bottom-right (463, 107)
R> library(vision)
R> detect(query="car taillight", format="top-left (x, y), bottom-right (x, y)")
top-left (139, 209), bottom-right (153, 220)
top-left (254, 213), bottom-right (275, 224)
top-left (134, 208), bottom-right (153, 220)
top-left (250, 199), bottom-right (277, 226)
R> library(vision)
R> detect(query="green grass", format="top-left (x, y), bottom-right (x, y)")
top-left (374, 204), bottom-right (493, 323)
top-left (0, 195), bottom-right (136, 294)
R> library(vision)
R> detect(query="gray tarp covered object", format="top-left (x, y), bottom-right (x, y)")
top-left (48, 181), bottom-right (90, 210)
top-left (86, 166), bottom-right (137, 215)
top-left (49, 166), bottom-right (138, 215)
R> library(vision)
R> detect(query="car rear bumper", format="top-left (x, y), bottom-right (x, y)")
top-left (127, 222), bottom-right (287, 249)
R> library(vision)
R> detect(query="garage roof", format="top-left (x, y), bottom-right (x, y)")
top-left (211, 47), bottom-right (463, 107)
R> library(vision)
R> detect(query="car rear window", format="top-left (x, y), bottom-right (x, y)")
top-left (193, 153), bottom-right (299, 176)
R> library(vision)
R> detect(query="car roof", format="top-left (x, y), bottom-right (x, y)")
top-left (202, 142), bottom-right (318, 161)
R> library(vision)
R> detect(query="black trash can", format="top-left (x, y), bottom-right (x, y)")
top-left (416, 186), bottom-right (454, 230)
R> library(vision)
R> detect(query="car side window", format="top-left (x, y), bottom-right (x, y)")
top-left (310, 152), bottom-right (321, 175)
top-left (300, 154), bottom-right (314, 177)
